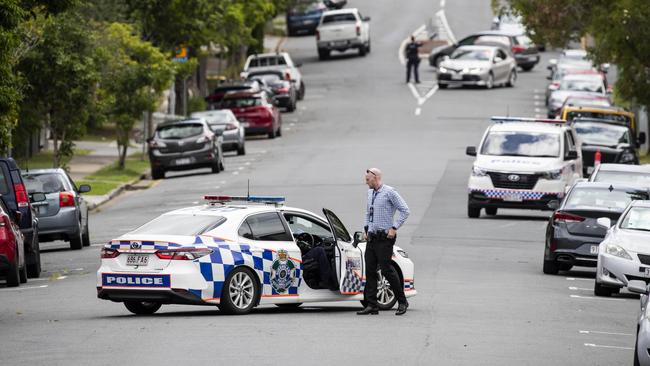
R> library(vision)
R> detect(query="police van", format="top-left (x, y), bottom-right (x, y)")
top-left (465, 117), bottom-right (583, 218)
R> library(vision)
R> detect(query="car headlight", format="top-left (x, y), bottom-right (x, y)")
top-left (605, 243), bottom-right (632, 260)
top-left (471, 166), bottom-right (487, 177)
top-left (438, 66), bottom-right (448, 73)
top-left (620, 151), bottom-right (636, 163)
top-left (396, 249), bottom-right (409, 258)
top-left (542, 169), bottom-right (562, 180)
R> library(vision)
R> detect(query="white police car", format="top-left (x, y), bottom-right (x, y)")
top-left (465, 117), bottom-right (583, 218)
top-left (97, 195), bottom-right (416, 315)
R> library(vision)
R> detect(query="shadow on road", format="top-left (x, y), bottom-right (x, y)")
top-left (97, 305), bottom-right (365, 319)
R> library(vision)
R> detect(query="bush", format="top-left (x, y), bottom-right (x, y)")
top-left (187, 95), bottom-right (208, 114)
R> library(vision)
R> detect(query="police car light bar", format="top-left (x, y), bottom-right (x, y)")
top-left (491, 116), bottom-right (567, 124)
top-left (203, 195), bottom-right (286, 205)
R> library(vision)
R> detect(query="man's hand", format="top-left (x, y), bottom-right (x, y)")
top-left (387, 228), bottom-right (397, 239)
top-left (363, 232), bottom-right (368, 241)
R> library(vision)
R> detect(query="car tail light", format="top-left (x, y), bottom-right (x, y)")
top-left (275, 86), bottom-right (290, 93)
top-left (59, 191), bottom-right (75, 207)
top-left (14, 183), bottom-right (28, 208)
top-left (284, 70), bottom-right (291, 81)
top-left (0, 215), bottom-right (9, 242)
top-left (100, 247), bottom-right (120, 259)
top-left (553, 211), bottom-right (585, 223)
top-left (156, 248), bottom-right (213, 260)
top-left (225, 123), bottom-right (237, 131)
top-left (511, 45), bottom-right (526, 53)
top-left (316, 30), bottom-right (320, 41)
top-left (356, 24), bottom-right (361, 36)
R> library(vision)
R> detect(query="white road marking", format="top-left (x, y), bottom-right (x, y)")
top-left (408, 82), bottom-right (422, 102)
top-left (500, 222), bottom-right (517, 228)
top-left (569, 286), bottom-right (592, 291)
top-left (580, 330), bottom-right (634, 336)
top-left (570, 294), bottom-right (627, 301)
top-left (534, 95), bottom-right (543, 99)
top-left (567, 277), bottom-right (592, 281)
top-left (535, 108), bottom-right (545, 113)
top-left (1, 285), bottom-right (48, 291)
top-left (535, 114), bottom-right (545, 118)
top-left (584, 343), bottom-right (633, 350)
top-left (440, 0), bottom-right (446, 7)
top-left (534, 101), bottom-right (544, 106)
top-left (214, 186), bottom-right (220, 190)
top-left (245, 162), bottom-right (251, 166)
top-left (237, 167), bottom-right (244, 170)
top-left (415, 108), bottom-right (421, 116)
top-left (233, 171), bottom-right (239, 175)
top-left (436, 10), bottom-right (456, 44)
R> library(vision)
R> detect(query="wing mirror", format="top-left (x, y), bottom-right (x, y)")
top-left (294, 62), bottom-right (303, 68)
top-left (466, 146), bottom-right (477, 156)
top-left (352, 231), bottom-right (365, 248)
top-left (565, 150), bottom-right (578, 161)
top-left (547, 200), bottom-right (560, 210)
top-left (596, 217), bottom-right (612, 228)
top-left (363, 16), bottom-right (371, 22)
top-left (628, 280), bottom-right (649, 295)
top-left (78, 184), bottom-right (91, 194)
top-left (30, 192), bottom-right (46, 203)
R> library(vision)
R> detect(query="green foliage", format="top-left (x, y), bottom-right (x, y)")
top-left (77, 155), bottom-right (150, 195)
top-left (187, 95), bottom-right (208, 114)
top-left (95, 22), bottom-right (174, 169)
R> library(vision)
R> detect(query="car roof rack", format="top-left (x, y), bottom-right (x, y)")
top-left (203, 195), bottom-right (285, 206)
top-left (491, 116), bottom-right (567, 125)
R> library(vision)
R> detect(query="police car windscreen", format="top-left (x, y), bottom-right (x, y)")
top-left (481, 132), bottom-right (560, 157)
top-left (157, 124), bottom-right (203, 139)
top-left (621, 207), bottom-right (650, 232)
top-left (574, 122), bottom-right (630, 147)
top-left (564, 187), bottom-right (644, 211)
top-left (129, 214), bottom-right (226, 236)
top-left (593, 171), bottom-right (650, 188)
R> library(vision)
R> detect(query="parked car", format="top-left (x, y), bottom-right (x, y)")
top-left (558, 95), bottom-right (612, 113)
top-left (542, 182), bottom-right (648, 275)
top-left (437, 45), bottom-right (517, 89)
top-left (148, 118), bottom-right (225, 180)
top-left (561, 105), bottom-right (635, 132)
top-left (190, 110), bottom-right (246, 156)
top-left (595, 201), bottom-right (650, 297)
top-left (316, 8), bottom-right (371, 59)
top-left (626, 279), bottom-right (650, 365)
top-left (572, 118), bottom-right (644, 175)
top-left (545, 61), bottom-right (595, 105)
top-left (241, 52), bottom-right (305, 100)
top-left (429, 30), bottom-right (539, 71)
top-left (246, 70), bottom-right (297, 112)
top-left (204, 81), bottom-right (265, 108)
top-left (588, 164), bottom-right (650, 188)
top-left (0, 197), bottom-right (27, 286)
top-left (547, 73), bottom-right (608, 118)
top-left (218, 91), bottom-right (282, 139)
top-left (286, 0), bottom-right (328, 36)
top-left (0, 158), bottom-right (41, 278)
top-left (22, 169), bottom-right (91, 250)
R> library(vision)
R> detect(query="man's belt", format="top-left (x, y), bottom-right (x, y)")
top-left (367, 230), bottom-right (388, 241)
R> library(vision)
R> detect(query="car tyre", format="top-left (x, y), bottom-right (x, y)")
top-left (542, 259), bottom-right (559, 275)
top-left (124, 301), bottom-right (162, 315)
top-left (359, 266), bottom-right (399, 310)
top-left (485, 207), bottom-right (497, 216)
top-left (151, 167), bottom-right (164, 180)
top-left (70, 222), bottom-right (83, 250)
top-left (467, 205), bottom-right (480, 218)
top-left (19, 260), bottom-right (27, 283)
top-left (521, 64), bottom-right (535, 72)
top-left (268, 126), bottom-right (277, 139)
top-left (318, 49), bottom-right (330, 60)
top-left (438, 83), bottom-right (448, 89)
top-left (82, 220), bottom-right (90, 247)
top-left (485, 73), bottom-right (494, 89)
top-left (506, 70), bottom-right (516, 87)
top-left (359, 45), bottom-right (367, 57)
top-left (218, 267), bottom-right (259, 315)
top-left (594, 281), bottom-right (614, 297)
top-left (277, 125), bottom-right (282, 137)
top-left (5, 254), bottom-right (20, 287)
top-left (298, 81), bottom-right (305, 100)
top-left (366, 39), bottom-right (371, 53)
top-left (237, 143), bottom-right (246, 156)
top-left (26, 233), bottom-right (41, 278)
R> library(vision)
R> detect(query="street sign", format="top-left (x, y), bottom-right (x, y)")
top-left (172, 47), bottom-right (188, 62)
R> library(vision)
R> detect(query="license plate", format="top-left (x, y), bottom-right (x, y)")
top-left (503, 193), bottom-right (523, 202)
top-left (332, 41), bottom-right (347, 47)
top-left (175, 158), bottom-right (191, 166)
top-left (590, 245), bottom-right (599, 254)
top-left (451, 74), bottom-right (463, 80)
top-left (645, 268), bottom-right (650, 277)
top-left (303, 19), bottom-right (315, 25)
top-left (126, 254), bottom-right (149, 266)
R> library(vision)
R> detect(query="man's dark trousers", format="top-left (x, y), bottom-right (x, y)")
top-left (406, 59), bottom-right (420, 83)
top-left (364, 234), bottom-right (407, 308)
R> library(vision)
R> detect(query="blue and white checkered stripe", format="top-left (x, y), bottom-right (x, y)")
top-left (340, 260), bottom-right (365, 294)
top-left (404, 279), bottom-right (415, 291)
top-left (469, 189), bottom-right (562, 201)
top-left (108, 240), bottom-right (190, 250)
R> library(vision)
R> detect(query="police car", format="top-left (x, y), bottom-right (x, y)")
top-left (97, 196), bottom-right (416, 315)
top-left (465, 117), bottom-right (583, 218)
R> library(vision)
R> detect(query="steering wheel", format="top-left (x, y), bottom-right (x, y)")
top-left (295, 232), bottom-right (315, 247)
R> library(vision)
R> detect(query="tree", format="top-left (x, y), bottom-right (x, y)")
top-left (96, 22), bottom-right (174, 169)
top-left (16, 10), bottom-right (98, 167)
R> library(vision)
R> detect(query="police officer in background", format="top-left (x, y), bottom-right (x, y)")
top-left (358, 168), bottom-right (410, 316)
top-left (405, 35), bottom-right (422, 83)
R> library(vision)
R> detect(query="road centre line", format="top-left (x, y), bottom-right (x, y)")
top-left (570, 294), bottom-right (627, 301)
top-left (1, 285), bottom-right (48, 291)
top-left (569, 286), bottom-right (592, 291)
top-left (415, 108), bottom-right (421, 116)
top-left (584, 343), bottom-right (633, 350)
top-left (580, 330), bottom-right (634, 336)
top-left (566, 277), bottom-right (592, 281)
top-left (436, 10), bottom-right (456, 44)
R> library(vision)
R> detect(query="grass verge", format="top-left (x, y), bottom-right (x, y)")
top-left (640, 154), bottom-right (650, 165)
top-left (16, 149), bottom-right (91, 170)
top-left (78, 155), bottom-right (149, 196)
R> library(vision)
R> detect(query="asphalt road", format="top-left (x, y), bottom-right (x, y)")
top-left (0, 0), bottom-right (640, 365)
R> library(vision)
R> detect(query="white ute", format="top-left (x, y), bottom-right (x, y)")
top-left (241, 52), bottom-right (305, 100)
top-left (465, 117), bottom-right (583, 218)
top-left (316, 8), bottom-right (371, 60)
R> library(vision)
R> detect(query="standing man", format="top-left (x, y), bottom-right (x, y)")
top-left (405, 36), bottom-right (422, 84)
top-left (358, 168), bottom-right (410, 316)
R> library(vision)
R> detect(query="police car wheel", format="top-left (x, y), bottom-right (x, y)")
top-left (485, 207), bottom-right (497, 216)
top-left (124, 301), bottom-right (162, 315)
top-left (467, 205), bottom-right (481, 218)
top-left (219, 267), bottom-right (259, 315)
top-left (360, 267), bottom-right (398, 310)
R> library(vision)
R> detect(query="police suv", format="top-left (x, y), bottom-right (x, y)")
top-left (465, 117), bottom-right (583, 218)
top-left (97, 196), bottom-right (416, 315)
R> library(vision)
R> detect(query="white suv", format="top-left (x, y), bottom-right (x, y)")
top-left (465, 117), bottom-right (583, 218)
top-left (241, 52), bottom-right (305, 100)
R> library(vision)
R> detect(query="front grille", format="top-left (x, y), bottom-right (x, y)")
top-left (488, 172), bottom-right (540, 189)
top-left (638, 254), bottom-right (650, 265)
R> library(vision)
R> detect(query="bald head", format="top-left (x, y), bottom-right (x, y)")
top-left (365, 168), bottom-right (383, 189)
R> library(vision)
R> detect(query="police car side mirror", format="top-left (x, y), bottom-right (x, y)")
top-left (466, 146), bottom-right (477, 156)
top-left (547, 200), bottom-right (560, 210)
top-left (564, 150), bottom-right (578, 161)
top-left (352, 231), bottom-right (364, 247)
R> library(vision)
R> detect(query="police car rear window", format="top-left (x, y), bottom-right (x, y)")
top-left (129, 214), bottom-right (226, 236)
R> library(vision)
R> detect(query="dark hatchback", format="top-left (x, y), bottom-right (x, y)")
top-left (542, 182), bottom-right (649, 275)
top-left (247, 70), bottom-right (297, 112)
top-left (574, 118), bottom-right (645, 176)
top-left (429, 30), bottom-right (539, 71)
top-left (148, 119), bottom-right (225, 180)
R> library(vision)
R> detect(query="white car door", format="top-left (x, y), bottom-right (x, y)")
top-left (322, 209), bottom-right (365, 295)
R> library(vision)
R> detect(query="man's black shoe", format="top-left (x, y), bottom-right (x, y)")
top-left (395, 302), bottom-right (409, 316)
top-left (357, 306), bottom-right (379, 315)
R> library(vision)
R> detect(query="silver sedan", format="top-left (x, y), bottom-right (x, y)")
top-left (437, 45), bottom-right (517, 89)
top-left (23, 169), bottom-right (91, 250)
top-left (191, 110), bottom-right (246, 155)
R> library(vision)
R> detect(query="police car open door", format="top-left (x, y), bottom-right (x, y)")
top-left (322, 209), bottom-right (365, 295)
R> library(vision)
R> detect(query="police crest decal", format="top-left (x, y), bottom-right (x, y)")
top-left (271, 249), bottom-right (296, 293)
